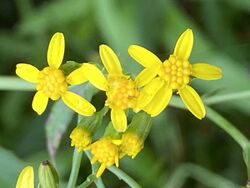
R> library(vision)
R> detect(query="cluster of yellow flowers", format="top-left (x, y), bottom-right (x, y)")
top-left (16, 28), bottom-right (222, 186)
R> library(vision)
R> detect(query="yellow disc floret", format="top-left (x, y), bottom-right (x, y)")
top-left (88, 138), bottom-right (120, 177)
top-left (105, 75), bottom-right (139, 110)
top-left (158, 55), bottom-right (192, 90)
top-left (36, 67), bottom-right (68, 100)
top-left (70, 127), bottom-right (92, 152)
top-left (120, 132), bottom-right (143, 159)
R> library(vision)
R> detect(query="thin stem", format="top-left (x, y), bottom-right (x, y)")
top-left (206, 106), bottom-right (249, 149)
top-left (107, 166), bottom-right (142, 188)
top-left (84, 151), bottom-right (105, 188)
top-left (169, 96), bottom-right (250, 180)
top-left (67, 150), bottom-right (83, 188)
top-left (76, 174), bottom-right (96, 188)
top-left (165, 163), bottom-right (244, 188)
top-left (169, 97), bottom-right (250, 149)
top-left (204, 90), bottom-right (250, 105)
top-left (0, 76), bottom-right (35, 91)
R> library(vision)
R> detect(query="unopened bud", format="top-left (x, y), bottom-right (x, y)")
top-left (120, 112), bottom-right (152, 158)
top-left (38, 160), bottom-right (59, 188)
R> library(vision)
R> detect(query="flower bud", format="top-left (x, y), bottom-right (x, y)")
top-left (70, 107), bottom-right (108, 151)
top-left (38, 160), bottom-right (59, 188)
top-left (120, 112), bottom-right (152, 158)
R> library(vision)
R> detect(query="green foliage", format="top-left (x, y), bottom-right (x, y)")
top-left (0, 0), bottom-right (249, 187)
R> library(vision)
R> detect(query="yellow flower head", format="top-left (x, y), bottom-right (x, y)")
top-left (87, 138), bottom-right (121, 177)
top-left (16, 166), bottom-right (34, 188)
top-left (16, 32), bottom-right (96, 116)
top-left (70, 127), bottom-right (92, 152)
top-left (77, 45), bottom-right (141, 132)
top-left (128, 29), bottom-right (222, 119)
top-left (120, 132), bottom-right (143, 159)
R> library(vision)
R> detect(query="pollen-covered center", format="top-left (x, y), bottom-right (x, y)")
top-left (105, 75), bottom-right (139, 109)
top-left (70, 127), bottom-right (92, 152)
top-left (36, 67), bottom-right (68, 100)
top-left (158, 55), bottom-right (192, 89)
top-left (120, 132), bottom-right (143, 158)
top-left (90, 138), bottom-right (119, 166)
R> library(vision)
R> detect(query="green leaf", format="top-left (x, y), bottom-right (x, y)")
top-left (0, 147), bottom-right (27, 187)
top-left (45, 98), bottom-right (74, 160)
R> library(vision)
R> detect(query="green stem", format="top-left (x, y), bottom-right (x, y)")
top-left (67, 150), bottom-right (83, 188)
top-left (206, 107), bottom-right (250, 180)
top-left (84, 151), bottom-right (105, 188)
top-left (169, 96), bottom-right (250, 180)
top-left (107, 166), bottom-right (142, 188)
top-left (206, 106), bottom-right (249, 149)
top-left (204, 90), bottom-right (250, 105)
top-left (76, 174), bottom-right (96, 188)
top-left (0, 76), bottom-right (35, 91)
top-left (165, 163), bottom-right (244, 188)
top-left (169, 97), bottom-right (250, 149)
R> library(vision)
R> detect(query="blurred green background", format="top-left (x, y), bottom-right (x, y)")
top-left (0, 0), bottom-right (250, 187)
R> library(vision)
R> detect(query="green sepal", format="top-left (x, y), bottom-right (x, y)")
top-left (126, 112), bottom-right (152, 141)
top-left (78, 106), bottom-right (109, 135)
top-left (60, 61), bottom-right (82, 75)
top-left (103, 122), bottom-right (121, 139)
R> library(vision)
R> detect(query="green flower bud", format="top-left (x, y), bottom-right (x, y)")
top-left (38, 160), bottom-right (59, 188)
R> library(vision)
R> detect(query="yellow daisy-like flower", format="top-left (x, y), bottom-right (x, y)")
top-left (87, 138), bottom-right (121, 177)
top-left (16, 32), bottom-right (96, 116)
top-left (16, 166), bottom-right (34, 188)
top-left (78, 45), bottom-right (140, 132)
top-left (128, 28), bottom-right (222, 119)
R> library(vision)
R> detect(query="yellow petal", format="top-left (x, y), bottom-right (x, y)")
top-left (111, 108), bottom-right (127, 132)
top-left (173, 29), bottom-right (193, 60)
top-left (81, 63), bottom-right (107, 91)
top-left (144, 83), bottom-right (172, 117)
top-left (62, 91), bottom-right (96, 116)
top-left (112, 139), bottom-right (122, 145)
top-left (32, 91), bottom-right (48, 115)
top-left (135, 77), bottom-right (164, 112)
top-left (99, 44), bottom-right (122, 75)
top-left (96, 163), bottom-right (106, 177)
top-left (191, 63), bottom-right (222, 80)
top-left (16, 166), bottom-right (34, 188)
top-left (66, 66), bottom-right (87, 85)
top-left (135, 63), bottom-right (161, 87)
top-left (178, 85), bottom-right (205, 119)
top-left (128, 45), bottom-right (162, 67)
top-left (47, 32), bottom-right (65, 69)
top-left (115, 155), bottom-right (119, 167)
top-left (16, 63), bottom-right (39, 83)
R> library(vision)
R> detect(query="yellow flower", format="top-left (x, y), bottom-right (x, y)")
top-left (16, 166), bottom-right (34, 188)
top-left (78, 45), bottom-right (140, 132)
top-left (128, 29), bottom-right (222, 119)
top-left (16, 32), bottom-right (96, 116)
top-left (119, 132), bottom-right (143, 159)
top-left (70, 127), bottom-right (92, 151)
top-left (86, 138), bottom-right (121, 177)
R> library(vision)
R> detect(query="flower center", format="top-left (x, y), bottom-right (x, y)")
top-left (120, 132), bottom-right (143, 158)
top-left (158, 55), bottom-right (192, 89)
top-left (36, 67), bottom-right (68, 100)
top-left (105, 75), bottom-right (139, 109)
top-left (90, 138), bottom-right (119, 166)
